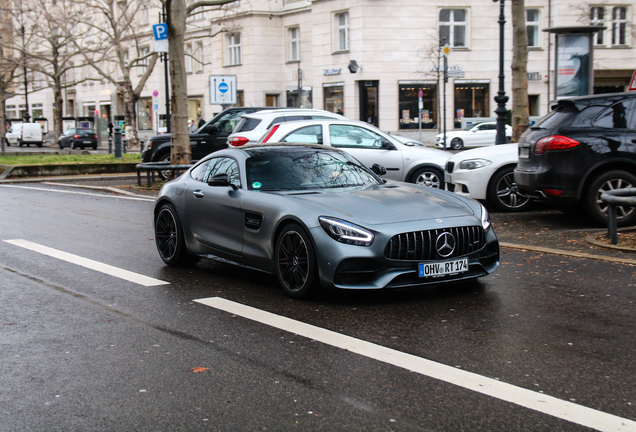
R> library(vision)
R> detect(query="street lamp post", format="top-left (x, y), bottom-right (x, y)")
top-left (20, 10), bottom-right (30, 123)
top-left (494, 0), bottom-right (508, 144)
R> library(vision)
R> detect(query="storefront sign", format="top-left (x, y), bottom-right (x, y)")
top-left (528, 72), bottom-right (543, 81)
top-left (323, 68), bottom-right (341, 76)
top-left (430, 65), bottom-right (462, 72)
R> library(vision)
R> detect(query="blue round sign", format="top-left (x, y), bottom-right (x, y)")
top-left (218, 82), bottom-right (229, 93)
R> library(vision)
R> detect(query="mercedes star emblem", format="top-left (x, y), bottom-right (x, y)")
top-left (436, 232), bottom-right (456, 258)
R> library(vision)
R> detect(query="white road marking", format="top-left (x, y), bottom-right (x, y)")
top-left (0, 184), bottom-right (155, 202)
top-left (4, 239), bottom-right (169, 287)
top-left (195, 296), bottom-right (636, 432)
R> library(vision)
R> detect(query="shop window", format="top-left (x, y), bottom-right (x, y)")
top-left (188, 98), bottom-right (202, 124)
top-left (137, 98), bottom-right (152, 130)
top-left (528, 95), bottom-right (539, 116)
top-left (612, 7), bottom-right (627, 46)
top-left (266, 94), bottom-right (279, 107)
top-left (289, 27), bottom-right (300, 62)
top-left (334, 11), bottom-right (349, 52)
top-left (324, 84), bottom-right (344, 115)
top-left (32, 104), bottom-right (43, 119)
top-left (439, 9), bottom-right (466, 48)
top-left (454, 84), bottom-right (489, 129)
top-left (226, 33), bottom-right (241, 66)
top-left (398, 83), bottom-right (437, 130)
top-left (286, 87), bottom-right (313, 108)
top-left (526, 9), bottom-right (540, 48)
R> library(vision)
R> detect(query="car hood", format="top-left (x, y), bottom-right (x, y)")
top-left (449, 143), bottom-right (518, 164)
top-left (283, 182), bottom-right (474, 225)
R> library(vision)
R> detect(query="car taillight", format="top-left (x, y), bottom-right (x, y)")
top-left (74, 134), bottom-right (79, 139)
top-left (534, 135), bottom-right (580, 154)
top-left (261, 124), bottom-right (280, 143)
top-left (94, 135), bottom-right (97, 139)
top-left (229, 136), bottom-right (250, 147)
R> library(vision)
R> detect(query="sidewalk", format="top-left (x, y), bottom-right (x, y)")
top-left (3, 174), bottom-right (635, 264)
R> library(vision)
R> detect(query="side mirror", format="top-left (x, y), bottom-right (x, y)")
top-left (371, 164), bottom-right (387, 176)
top-left (380, 140), bottom-right (395, 150)
top-left (208, 173), bottom-right (237, 190)
top-left (205, 124), bottom-right (220, 134)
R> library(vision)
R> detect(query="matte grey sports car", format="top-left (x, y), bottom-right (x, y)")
top-left (153, 144), bottom-right (499, 298)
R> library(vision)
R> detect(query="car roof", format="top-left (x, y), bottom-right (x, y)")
top-left (241, 109), bottom-right (346, 119)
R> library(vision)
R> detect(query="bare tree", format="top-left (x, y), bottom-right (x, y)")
top-left (0, 0), bottom-right (97, 142)
top-left (166, 0), bottom-right (239, 166)
top-left (511, 0), bottom-right (529, 142)
top-left (68, 0), bottom-right (159, 148)
top-left (0, 5), bottom-right (19, 140)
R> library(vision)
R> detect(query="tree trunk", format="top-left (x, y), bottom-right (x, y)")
top-left (511, 0), bottom-right (530, 143)
top-left (167, 0), bottom-right (191, 166)
top-left (53, 78), bottom-right (64, 143)
top-left (117, 82), bottom-right (140, 148)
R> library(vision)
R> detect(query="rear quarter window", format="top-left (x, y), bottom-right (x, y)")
top-left (532, 108), bottom-right (576, 129)
top-left (236, 118), bottom-right (262, 132)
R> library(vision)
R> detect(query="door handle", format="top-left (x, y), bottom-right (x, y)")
top-left (193, 190), bottom-right (204, 198)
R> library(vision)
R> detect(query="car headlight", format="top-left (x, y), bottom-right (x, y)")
top-left (458, 158), bottom-right (492, 170)
top-left (480, 204), bottom-right (491, 232)
top-left (319, 217), bottom-right (374, 246)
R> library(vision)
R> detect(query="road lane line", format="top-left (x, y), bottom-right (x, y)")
top-left (195, 296), bottom-right (635, 432)
top-left (0, 184), bottom-right (155, 202)
top-left (4, 239), bottom-right (169, 287)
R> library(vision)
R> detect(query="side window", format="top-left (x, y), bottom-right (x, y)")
top-left (283, 115), bottom-right (304, 122)
top-left (208, 157), bottom-right (241, 188)
top-left (281, 125), bottom-right (323, 144)
top-left (190, 160), bottom-right (211, 182)
top-left (329, 125), bottom-right (386, 148)
top-left (267, 117), bottom-right (287, 128)
top-left (216, 110), bottom-right (246, 133)
top-left (593, 102), bottom-right (629, 129)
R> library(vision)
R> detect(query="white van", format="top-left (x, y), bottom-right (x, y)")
top-left (5, 123), bottom-right (43, 147)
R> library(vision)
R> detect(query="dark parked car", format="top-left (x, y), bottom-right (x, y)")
top-left (515, 92), bottom-right (636, 226)
top-left (153, 144), bottom-right (499, 298)
top-left (142, 107), bottom-right (281, 167)
top-left (58, 128), bottom-right (98, 150)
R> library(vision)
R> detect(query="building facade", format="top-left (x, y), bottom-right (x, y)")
top-left (5, 0), bottom-right (636, 143)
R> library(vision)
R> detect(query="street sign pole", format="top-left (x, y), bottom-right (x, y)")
top-left (442, 42), bottom-right (451, 150)
top-left (155, 14), bottom-right (170, 133)
top-left (418, 90), bottom-right (423, 142)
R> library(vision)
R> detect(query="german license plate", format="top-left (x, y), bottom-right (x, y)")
top-left (519, 147), bottom-right (530, 158)
top-left (84, 141), bottom-right (92, 144)
top-left (419, 258), bottom-right (468, 278)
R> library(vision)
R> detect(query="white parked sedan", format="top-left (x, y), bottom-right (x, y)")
top-left (435, 122), bottom-right (512, 150)
top-left (258, 119), bottom-right (451, 188)
top-left (444, 143), bottom-right (532, 211)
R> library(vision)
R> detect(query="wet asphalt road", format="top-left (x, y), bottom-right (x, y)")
top-left (0, 182), bottom-right (635, 431)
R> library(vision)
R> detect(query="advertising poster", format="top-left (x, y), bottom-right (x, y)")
top-left (556, 34), bottom-right (590, 98)
top-left (402, 110), bottom-right (411, 122)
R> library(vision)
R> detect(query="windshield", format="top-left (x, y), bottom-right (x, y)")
top-left (246, 149), bottom-right (380, 191)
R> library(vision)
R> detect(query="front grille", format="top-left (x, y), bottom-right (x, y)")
top-left (446, 161), bottom-right (455, 173)
top-left (384, 226), bottom-right (485, 261)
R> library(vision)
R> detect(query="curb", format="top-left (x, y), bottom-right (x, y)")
top-left (0, 173), bottom-right (138, 184)
top-left (585, 228), bottom-right (636, 253)
top-left (500, 242), bottom-right (636, 265)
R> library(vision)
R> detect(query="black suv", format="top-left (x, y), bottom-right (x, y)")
top-left (515, 92), bottom-right (636, 226)
top-left (142, 107), bottom-right (276, 165)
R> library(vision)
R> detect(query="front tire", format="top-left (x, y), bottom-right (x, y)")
top-left (411, 167), bottom-right (443, 189)
top-left (154, 203), bottom-right (200, 266)
top-left (584, 170), bottom-right (636, 227)
top-left (487, 166), bottom-right (532, 212)
top-left (156, 152), bottom-right (171, 180)
top-left (451, 138), bottom-right (464, 150)
top-left (275, 224), bottom-right (317, 298)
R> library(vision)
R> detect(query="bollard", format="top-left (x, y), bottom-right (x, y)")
top-left (114, 127), bottom-right (122, 158)
top-left (108, 136), bottom-right (113, 154)
top-left (123, 139), bottom-right (127, 154)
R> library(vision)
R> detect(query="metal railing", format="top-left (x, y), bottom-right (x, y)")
top-left (600, 188), bottom-right (636, 245)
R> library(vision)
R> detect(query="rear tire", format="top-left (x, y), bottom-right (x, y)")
top-left (487, 166), bottom-right (532, 212)
top-left (154, 203), bottom-right (201, 266)
top-left (275, 224), bottom-right (317, 299)
top-left (584, 170), bottom-right (636, 227)
top-left (451, 138), bottom-right (464, 150)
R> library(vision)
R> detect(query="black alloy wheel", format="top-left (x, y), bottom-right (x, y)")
top-left (585, 170), bottom-right (636, 227)
top-left (154, 203), bottom-right (200, 266)
top-left (451, 138), bottom-right (464, 150)
top-left (275, 224), bottom-right (317, 298)
top-left (157, 153), bottom-right (171, 180)
top-left (411, 167), bottom-right (443, 188)
top-left (487, 166), bottom-right (532, 212)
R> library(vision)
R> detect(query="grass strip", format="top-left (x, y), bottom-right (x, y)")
top-left (0, 153), bottom-right (142, 166)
